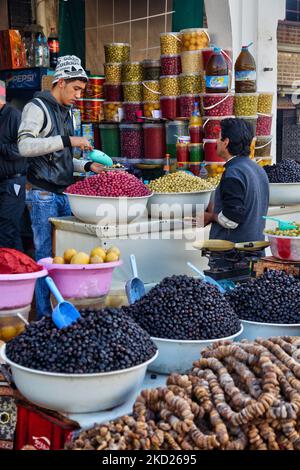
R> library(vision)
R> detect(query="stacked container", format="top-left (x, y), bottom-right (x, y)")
top-left (159, 32), bottom-right (181, 121)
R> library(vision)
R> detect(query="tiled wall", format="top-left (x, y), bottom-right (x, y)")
top-left (85, 0), bottom-right (173, 74)
top-left (278, 21), bottom-right (300, 89)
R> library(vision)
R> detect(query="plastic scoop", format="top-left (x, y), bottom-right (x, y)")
top-left (263, 216), bottom-right (297, 231)
top-left (45, 276), bottom-right (81, 329)
top-left (125, 254), bottom-right (146, 305)
top-left (187, 262), bottom-right (225, 293)
top-left (89, 149), bottom-right (113, 167)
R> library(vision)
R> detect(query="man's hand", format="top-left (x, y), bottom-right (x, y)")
top-left (70, 136), bottom-right (93, 151)
top-left (204, 212), bottom-right (218, 226)
top-left (89, 162), bottom-right (105, 173)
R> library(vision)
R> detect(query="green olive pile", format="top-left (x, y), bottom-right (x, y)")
top-left (265, 224), bottom-right (300, 237)
top-left (147, 172), bottom-right (216, 193)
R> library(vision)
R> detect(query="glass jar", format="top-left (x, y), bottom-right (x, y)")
top-left (122, 61), bottom-right (144, 82)
top-left (161, 54), bottom-right (182, 76)
top-left (143, 59), bottom-right (161, 80)
top-left (103, 101), bottom-right (122, 122)
top-left (142, 80), bottom-right (160, 102)
top-left (143, 123), bottom-right (166, 163)
top-left (166, 120), bottom-right (189, 158)
top-left (104, 42), bottom-right (130, 63)
top-left (122, 82), bottom-right (143, 102)
top-left (120, 123), bottom-right (144, 160)
top-left (99, 123), bottom-right (120, 158)
top-left (160, 96), bottom-right (179, 120)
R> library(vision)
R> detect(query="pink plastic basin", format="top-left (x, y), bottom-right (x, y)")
top-left (38, 258), bottom-right (123, 299)
top-left (0, 269), bottom-right (48, 309)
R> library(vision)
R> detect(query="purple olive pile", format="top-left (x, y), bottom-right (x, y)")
top-left (264, 159), bottom-right (300, 183)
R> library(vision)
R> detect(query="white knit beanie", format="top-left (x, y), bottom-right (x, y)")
top-left (52, 55), bottom-right (88, 84)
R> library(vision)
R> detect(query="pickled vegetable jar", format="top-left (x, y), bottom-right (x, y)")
top-left (104, 83), bottom-right (123, 102)
top-left (201, 93), bottom-right (234, 117)
top-left (122, 82), bottom-right (143, 102)
top-left (104, 42), bottom-right (130, 63)
top-left (143, 123), bottom-right (166, 163)
top-left (143, 59), bottom-right (161, 80)
top-left (234, 93), bottom-right (258, 116)
top-left (166, 120), bottom-right (189, 158)
top-left (159, 75), bottom-right (180, 96)
top-left (161, 54), bottom-right (182, 76)
top-left (179, 94), bottom-right (201, 118)
top-left (99, 123), bottom-right (120, 158)
top-left (103, 101), bottom-right (122, 122)
top-left (180, 28), bottom-right (210, 52)
top-left (142, 80), bottom-right (160, 102)
top-left (160, 32), bottom-right (181, 55)
top-left (104, 63), bottom-right (122, 84)
top-left (143, 101), bottom-right (161, 118)
top-left (122, 62), bottom-right (144, 82)
top-left (120, 123), bottom-right (144, 160)
top-left (181, 50), bottom-right (204, 74)
top-left (254, 136), bottom-right (272, 158)
top-left (160, 96), bottom-right (179, 120)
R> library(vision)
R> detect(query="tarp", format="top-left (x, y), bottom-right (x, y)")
top-left (58, 0), bottom-right (85, 68)
top-left (172, 0), bottom-right (204, 31)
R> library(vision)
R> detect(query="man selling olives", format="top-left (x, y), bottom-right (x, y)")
top-left (203, 118), bottom-right (269, 242)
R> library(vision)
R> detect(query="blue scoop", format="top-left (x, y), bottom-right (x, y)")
top-left (187, 262), bottom-right (225, 294)
top-left (89, 149), bottom-right (113, 167)
top-left (263, 216), bottom-right (297, 231)
top-left (46, 276), bottom-right (81, 329)
top-left (125, 254), bottom-right (146, 305)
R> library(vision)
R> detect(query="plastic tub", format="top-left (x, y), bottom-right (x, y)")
top-left (264, 233), bottom-right (300, 261)
top-left (99, 123), bottom-right (120, 158)
top-left (204, 162), bottom-right (226, 177)
top-left (254, 135), bottom-right (272, 157)
top-left (179, 94), bottom-right (200, 118)
top-left (161, 54), bottom-right (182, 76)
top-left (257, 113), bottom-right (273, 136)
top-left (64, 192), bottom-right (153, 225)
top-left (83, 98), bottom-right (104, 123)
top-left (84, 76), bottom-right (105, 99)
top-left (148, 327), bottom-right (243, 374)
top-left (258, 92), bottom-right (274, 114)
top-left (203, 139), bottom-right (223, 162)
top-left (38, 257), bottom-right (123, 299)
top-left (160, 96), bottom-right (179, 120)
top-left (0, 305), bottom-right (30, 342)
top-left (159, 75), bottom-right (180, 96)
top-left (103, 83), bottom-right (123, 102)
top-left (240, 320), bottom-right (300, 341)
top-left (143, 123), bottom-right (166, 163)
top-left (189, 125), bottom-right (204, 143)
top-left (122, 82), bottom-right (143, 102)
top-left (236, 115), bottom-right (257, 135)
top-left (166, 120), bottom-right (189, 157)
top-left (122, 61), bottom-right (143, 82)
top-left (269, 182), bottom-right (300, 206)
top-left (176, 141), bottom-right (189, 166)
top-left (142, 59), bottom-right (161, 80)
top-left (234, 93), bottom-right (258, 116)
top-left (120, 123), bottom-right (144, 160)
top-left (181, 50), bottom-right (204, 74)
top-left (203, 115), bottom-right (234, 139)
top-left (1, 344), bottom-right (158, 414)
top-left (104, 42), bottom-right (130, 63)
top-left (103, 101), bottom-right (122, 122)
top-left (123, 101), bottom-right (143, 122)
top-left (104, 63), bottom-right (122, 84)
top-left (189, 143), bottom-right (203, 163)
top-left (143, 101), bottom-right (160, 118)
top-left (180, 28), bottom-right (210, 52)
top-left (179, 72), bottom-right (203, 95)
top-left (160, 32), bottom-right (181, 55)
top-left (142, 80), bottom-right (160, 102)
top-left (201, 93), bottom-right (234, 116)
top-left (0, 269), bottom-right (47, 310)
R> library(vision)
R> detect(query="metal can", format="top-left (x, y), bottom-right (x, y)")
top-left (75, 99), bottom-right (85, 121)
top-left (84, 98), bottom-right (105, 123)
top-left (84, 76), bottom-right (105, 99)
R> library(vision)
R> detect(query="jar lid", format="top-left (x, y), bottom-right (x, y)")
top-left (104, 101), bottom-right (123, 104)
top-left (160, 54), bottom-right (181, 58)
top-left (142, 59), bottom-right (160, 67)
top-left (180, 94), bottom-right (200, 98)
top-left (166, 120), bottom-right (188, 126)
top-left (236, 115), bottom-right (258, 119)
top-left (104, 83), bottom-right (122, 86)
top-left (160, 32), bottom-right (180, 36)
top-left (119, 123), bottom-right (142, 129)
top-left (122, 61), bottom-right (142, 66)
top-left (160, 75), bottom-right (180, 79)
top-left (180, 28), bottom-right (209, 34)
top-left (160, 96), bottom-right (178, 100)
top-left (234, 93), bottom-right (259, 96)
top-left (203, 115), bottom-right (235, 120)
top-left (123, 101), bottom-right (143, 105)
top-left (200, 92), bottom-right (234, 97)
top-left (181, 50), bottom-right (202, 55)
top-left (203, 139), bottom-right (218, 143)
top-left (143, 123), bottom-right (165, 128)
top-left (189, 143), bottom-right (202, 147)
top-left (104, 62), bottom-right (122, 66)
top-left (99, 123), bottom-right (119, 129)
top-left (105, 42), bottom-right (131, 47)
top-left (257, 112), bottom-right (273, 117)
top-left (179, 72), bottom-right (202, 77)
top-left (89, 75), bottom-right (105, 79)
top-left (142, 101), bottom-right (160, 104)
top-left (142, 80), bottom-right (160, 84)
top-left (82, 98), bottom-right (105, 101)
top-left (122, 81), bottom-right (142, 85)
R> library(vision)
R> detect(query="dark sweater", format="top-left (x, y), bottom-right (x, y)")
top-left (0, 104), bottom-right (26, 180)
top-left (209, 157), bottom-right (269, 242)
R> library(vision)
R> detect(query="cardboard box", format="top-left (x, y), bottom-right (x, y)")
top-left (0, 30), bottom-right (27, 70)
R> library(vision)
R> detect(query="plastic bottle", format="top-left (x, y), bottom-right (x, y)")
top-left (163, 154), bottom-right (171, 174)
top-left (205, 47), bottom-right (229, 94)
top-left (48, 27), bottom-right (59, 69)
top-left (189, 101), bottom-right (202, 126)
top-left (42, 36), bottom-right (50, 68)
top-left (199, 162), bottom-right (208, 179)
top-left (235, 43), bottom-right (256, 93)
top-left (35, 34), bottom-right (43, 67)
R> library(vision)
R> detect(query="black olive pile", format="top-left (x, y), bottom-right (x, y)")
top-left (123, 275), bottom-right (241, 340)
top-left (6, 308), bottom-right (157, 374)
top-left (226, 270), bottom-right (300, 324)
top-left (264, 159), bottom-right (300, 183)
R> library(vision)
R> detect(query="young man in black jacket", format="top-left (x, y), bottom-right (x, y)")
top-left (0, 81), bottom-right (26, 250)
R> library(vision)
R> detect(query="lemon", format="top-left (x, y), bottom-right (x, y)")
top-left (90, 255), bottom-right (104, 264)
top-left (64, 248), bottom-right (77, 263)
top-left (106, 246), bottom-right (121, 258)
top-left (90, 247), bottom-right (106, 259)
top-left (105, 251), bottom-right (119, 263)
top-left (1, 325), bottom-right (17, 341)
top-left (53, 256), bottom-right (65, 264)
top-left (70, 252), bottom-right (90, 264)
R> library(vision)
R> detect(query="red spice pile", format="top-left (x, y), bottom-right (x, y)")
top-left (0, 248), bottom-right (42, 274)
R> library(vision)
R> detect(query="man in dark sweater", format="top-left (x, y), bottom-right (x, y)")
top-left (205, 118), bottom-right (269, 242)
top-left (0, 81), bottom-right (26, 250)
